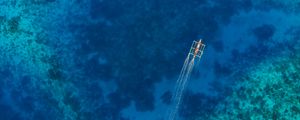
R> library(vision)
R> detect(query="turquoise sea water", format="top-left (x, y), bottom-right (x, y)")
top-left (0, 0), bottom-right (299, 120)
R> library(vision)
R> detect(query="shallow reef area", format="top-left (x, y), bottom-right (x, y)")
top-left (201, 42), bottom-right (300, 119)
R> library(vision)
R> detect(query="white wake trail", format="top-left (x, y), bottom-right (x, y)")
top-left (168, 57), bottom-right (195, 120)
top-left (167, 40), bottom-right (205, 120)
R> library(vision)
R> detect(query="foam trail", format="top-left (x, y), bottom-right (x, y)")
top-left (168, 57), bottom-right (195, 120)
top-left (173, 55), bottom-right (190, 101)
top-left (167, 40), bottom-right (205, 120)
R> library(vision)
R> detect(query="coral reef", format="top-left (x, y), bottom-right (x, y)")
top-left (204, 44), bottom-right (300, 120)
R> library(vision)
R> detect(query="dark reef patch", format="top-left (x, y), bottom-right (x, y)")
top-left (116, 77), bottom-right (156, 112)
top-left (90, 0), bottom-right (126, 19)
top-left (108, 90), bottom-right (131, 110)
top-left (85, 83), bottom-right (104, 100)
top-left (253, 24), bottom-right (275, 41)
top-left (214, 61), bottom-right (232, 77)
top-left (179, 91), bottom-right (220, 119)
top-left (18, 96), bottom-right (36, 112)
top-left (183, 9), bottom-right (219, 42)
top-left (230, 49), bottom-right (242, 61)
top-left (80, 23), bottom-right (112, 52)
top-left (47, 55), bottom-right (63, 81)
top-left (210, 0), bottom-right (253, 25)
top-left (83, 56), bottom-right (114, 81)
top-left (33, 110), bottom-right (57, 120)
top-left (161, 90), bottom-right (172, 105)
top-left (134, 91), bottom-right (155, 112)
top-left (0, 104), bottom-right (21, 120)
top-left (0, 16), bottom-right (5, 24)
top-left (209, 80), bottom-right (233, 97)
top-left (46, 0), bottom-right (56, 2)
top-left (0, 88), bottom-right (2, 99)
top-left (212, 0), bottom-right (239, 24)
top-left (211, 40), bottom-right (224, 52)
top-left (7, 16), bottom-right (20, 33)
top-left (238, 0), bottom-right (253, 12)
top-left (48, 68), bottom-right (62, 80)
top-left (0, 68), bottom-right (12, 78)
top-left (255, 0), bottom-right (285, 12)
top-left (96, 103), bottom-right (121, 120)
top-left (33, 111), bottom-right (48, 120)
top-left (63, 92), bottom-right (81, 114)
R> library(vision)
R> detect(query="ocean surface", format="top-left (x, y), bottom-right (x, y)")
top-left (0, 0), bottom-right (299, 120)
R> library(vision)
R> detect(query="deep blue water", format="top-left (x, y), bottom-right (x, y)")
top-left (0, 0), bottom-right (300, 120)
